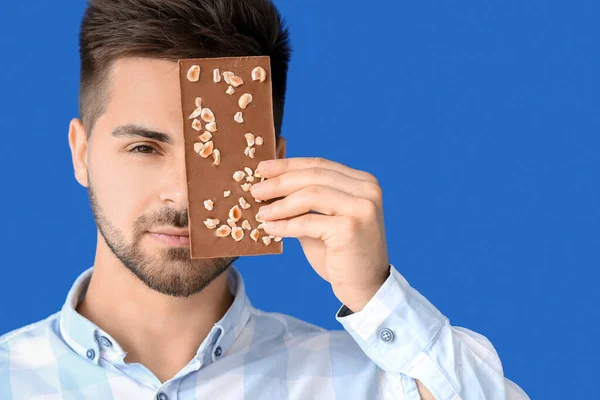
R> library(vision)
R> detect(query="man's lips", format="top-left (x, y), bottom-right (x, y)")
top-left (148, 228), bottom-right (190, 247)
top-left (149, 227), bottom-right (189, 237)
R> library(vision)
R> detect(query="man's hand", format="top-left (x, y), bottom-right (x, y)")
top-left (251, 157), bottom-right (390, 312)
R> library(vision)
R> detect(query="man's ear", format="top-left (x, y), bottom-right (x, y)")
top-left (68, 118), bottom-right (89, 188)
top-left (276, 136), bottom-right (286, 159)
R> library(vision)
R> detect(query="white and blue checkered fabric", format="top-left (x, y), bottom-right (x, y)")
top-left (0, 264), bottom-right (529, 399)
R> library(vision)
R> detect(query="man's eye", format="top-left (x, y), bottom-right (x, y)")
top-left (129, 145), bottom-right (157, 154)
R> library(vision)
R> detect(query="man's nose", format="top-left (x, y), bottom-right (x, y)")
top-left (158, 161), bottom-right (188, 208)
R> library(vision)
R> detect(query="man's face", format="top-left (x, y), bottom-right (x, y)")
top-left (85, 57), bottom-right (237, 297)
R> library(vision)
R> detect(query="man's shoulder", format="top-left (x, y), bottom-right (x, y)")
top-left (0, 312), bottom-right (62, 366)
top-left (251, 308), bottom-right (367, 356)
top-left (252, 307), bottom-right (328, 335)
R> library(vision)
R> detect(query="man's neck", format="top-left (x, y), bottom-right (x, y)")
top-left (76, 242), bottom-right (234, 383)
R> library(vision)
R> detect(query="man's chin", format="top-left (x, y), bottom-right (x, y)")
top-left (157, 246), bottom-right (193, 263)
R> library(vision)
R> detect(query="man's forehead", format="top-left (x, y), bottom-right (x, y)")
top-left (112, 56), bottom-right (179, 76)
top-left (100, 57), bottom-right (183, 139)
top-left (110, 57), bottom-right (180, 97)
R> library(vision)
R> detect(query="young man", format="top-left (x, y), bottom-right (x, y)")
top-left (0, 0), bottom-right (529, 399)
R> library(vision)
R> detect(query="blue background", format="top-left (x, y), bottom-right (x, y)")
top-left (1, 1), bottom-right (598, 398)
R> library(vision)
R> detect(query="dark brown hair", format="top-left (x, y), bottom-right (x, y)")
top-left (79, 0), bottom-right (291, 137)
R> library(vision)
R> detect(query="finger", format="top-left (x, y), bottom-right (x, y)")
top-left (262, 213), bottom-right (346, 239)
top-left (251, 167), bottom-right (379, 202)
top-left (257, 157), bottom-right (378, 184)
top-left (257, 185), bottom-right (367, 221)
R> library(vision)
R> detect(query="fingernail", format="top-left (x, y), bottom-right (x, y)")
top-left (251, 183), bottom-right (262, 194)
top-left (263, 221), bottom-right (276, 230)
top-left (258, 206), bottom-right (270, 216)
top-left (258, 160), bottom-right (273, 172)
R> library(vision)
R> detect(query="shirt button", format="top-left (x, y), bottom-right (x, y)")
top-left (214, 346), bottom-right (222, 357)
top-left (86, 349), bottom-right (96, 360)
top-left (157, 393), bottom-right (168, 400)
top-left (99, 336), bottom-right (113, 348)
top-left (380, 328), bottom-right (394, 343)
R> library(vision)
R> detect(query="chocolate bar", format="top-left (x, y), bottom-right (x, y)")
top-left (178, 56), bottom-right (283, 259)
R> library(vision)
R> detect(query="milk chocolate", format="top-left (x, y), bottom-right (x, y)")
top-left (178, 56), bottom-right (283, 259)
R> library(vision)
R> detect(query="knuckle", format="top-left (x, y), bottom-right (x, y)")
top-left (364, 182), bottom-right (382, 201)
top-left (270, 176), bottom-right (282, 189)
top-left (362, 172), bottom-right (379, 185)
top-left (359, 199), bottom-right (378, 219)
top-left (311, 167), bottom-right (327, 179)
top-left (312, 157), bottom-right (327, 167)
top-left (280, 218), bottom-right (290, 231)
top-left (306, 185), bottom-right (323, 197)
top-left (288, 192), bottom-right (306, 211)
top-left (339, 216), bottom-right (359, 233)
top-left (300, 213), bottom-right (314, 229)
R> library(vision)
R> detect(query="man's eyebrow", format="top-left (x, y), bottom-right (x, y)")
top-left (111, 124), bottom-right (172, 144)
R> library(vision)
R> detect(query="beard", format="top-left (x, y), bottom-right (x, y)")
top-left (87, 181), bottom-right (238, 298)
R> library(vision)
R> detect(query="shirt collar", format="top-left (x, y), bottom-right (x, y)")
top-left (59, 264), bottom-right (253, 366)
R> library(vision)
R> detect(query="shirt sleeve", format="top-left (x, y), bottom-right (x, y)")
top-left (335, 264), bottom-right (531, 400)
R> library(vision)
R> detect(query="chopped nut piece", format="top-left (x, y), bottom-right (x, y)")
top-left (257, 223), bottom-right (265, 230)
top-left (261, 177), bottom-right (266, 182)
top-left (244, 167), bottom-right (253, 176)
top-left (255, 213), bottom-right (264, 223)
top-left (227, 219), bottom-right (237, 228)
top-left (238, 93), bottom-right (253, 109)
top-left (205, 121), bottom-right (217, 132)
top-left (229, 205), bottom-right (242, 222)
top-left (255, 198), bottom-right (262, 203)
top-left (193, 142), bottom-right (204, 154)
top-left (187, 65), bottom-right (200, 82)
top-left (212, 149), bottom-right (221, 165)
top-left (249, 148), bottom-right (256, 158)
top-left (201, 108), bottom-right (215, 123)
top-left (204, 199), bottom-right (214, 211)
top-left (223, 71), bottom-right (234, 84)
top-left (204, 219), bottom-right (220, 229)
top-left (245, 133), bottom-right (255, 146)
top-left (246, 175), bottom-right (255, 182)
top-left (274, 236), bottom-right (283, 242)
top-left (189, 107), bottom-right (202, 119)
top-left (269, 235), bottom-right (275, 239)
top-left (241, 183), bottom-right (252, 192)
top-left (252, 66), bottom-right (267, 82)
top-left (226, 86), bottom-right (235, 95)
top-left (224, 190), bottom-right (231, 198)
top-left (216, 225), bottom-right (232, 237)
top-left (250, 229), bottom-right (260, 241)
top-left (242, 220), bottom-right (252, 230)
top-left (233, 170), bottom-right (245, 182)
top-left (213, 68), bottom-right (221, 83)
top-left (195, 97), bottom-right (203, 108)
top-left (232, 227), bottom-right (244, 241)
top-left (230, 76), bottom-right (244, 87)
top-left (192, 119), bottom-right (202, 131)
top-left (199, 141), bottom-right (214, 158)
top-left (254, 169), bottom-right (262, 178)
top-left (262, 236), bottom-right (272, 246)
top-left (199, 131), bottom-right (212, 142)
top-left (239, 197), bottom-right (251, 210)
top-left (244, 146), bottom-right (251, 156)
top-left (255, 136), bottom-right (264, 146)
top-left (234, 112), bottom-right (244, 123)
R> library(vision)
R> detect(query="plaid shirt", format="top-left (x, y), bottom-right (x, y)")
top-left (0, 264), bottom-right (529, 399)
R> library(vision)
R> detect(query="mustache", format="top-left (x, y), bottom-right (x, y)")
top-left (135, 207), bottom-right (189, 233)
